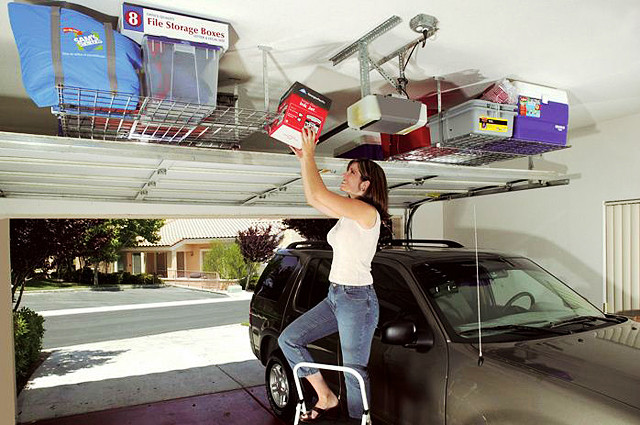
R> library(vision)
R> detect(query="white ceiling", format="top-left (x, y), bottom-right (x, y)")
top-left (1, 0), bottom-right (639, 149)
top-left (0, 0), bottom-right (635, 218)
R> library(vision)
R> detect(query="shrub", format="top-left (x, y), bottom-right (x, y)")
top-left (98, 272), bottom-right (121, 286)
top-left (140, 273), bottom-right (156, 285)
top-left (120, 272), bottom-right (135, 285)
top-left (73, 267), bottom-right (94, 285)
top-left (119, 272), bottom-right (155, 285)
top-left (203, 241), bottom-right (247, 279)
top-left (13, 307), bottom-right (45, 386)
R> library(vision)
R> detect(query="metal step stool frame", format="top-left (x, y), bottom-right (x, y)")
top-left (292, 362), bottom-right (371, 425)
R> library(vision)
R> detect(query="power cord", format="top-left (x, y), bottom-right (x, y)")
top-left (398, 32), bottom-right (428, 99)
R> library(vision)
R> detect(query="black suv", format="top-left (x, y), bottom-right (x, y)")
top-left (249, 240), bottom-right (640, 425)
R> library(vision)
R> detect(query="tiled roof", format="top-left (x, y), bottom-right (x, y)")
top-left (137, 218), bottom-right (282, 247)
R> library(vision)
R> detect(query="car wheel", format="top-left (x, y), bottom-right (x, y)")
top-left (265, 352), bottom-right (298, 421)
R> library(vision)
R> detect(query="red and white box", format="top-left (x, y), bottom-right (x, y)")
top-left (268, 82), bottom-right (332, 148)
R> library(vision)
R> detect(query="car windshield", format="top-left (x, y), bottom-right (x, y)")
top-left (413, 257), bottom-right (610, 342)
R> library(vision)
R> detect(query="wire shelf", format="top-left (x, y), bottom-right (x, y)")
top-left (437, 133), bottom-right (569, 156)
top-left (389, 133), bottom-right (569, 166)
top-left (389, 145), bottom-right (516, 166)
top-left (54, 86), bottom-right (277, 148)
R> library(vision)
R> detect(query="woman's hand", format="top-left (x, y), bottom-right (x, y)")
top-left (290, 127), bottom-right (317, 160)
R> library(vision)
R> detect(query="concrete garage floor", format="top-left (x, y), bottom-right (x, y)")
top-left (27, 386), bottom-right (285, 425)
top-left (17, 324), bottom-right (285, 425)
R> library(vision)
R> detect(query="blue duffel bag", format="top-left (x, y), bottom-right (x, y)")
top-left (8, 2), bottom-right (142, 108)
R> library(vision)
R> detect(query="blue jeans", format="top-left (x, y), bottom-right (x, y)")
top-left (278, 283), bottom-right (379, 419)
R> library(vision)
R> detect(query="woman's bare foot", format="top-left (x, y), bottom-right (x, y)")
top-left (300, 392), bottom-right (339, 421)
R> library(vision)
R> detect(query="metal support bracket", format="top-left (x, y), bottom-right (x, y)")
top-left (359, 42), bottom-right (371, 97)
top-left (407, 178), bottom-right (570, 207)
top-left (258, 46), bottom-right (272, 112)
top-left (369, 58), bottom-right (399, 92)
top-left (388, 175), bottom-right (438, 191)
top-left (329, 16), bottom-right (402, 66)
top-left (330, 16), bottom-right (438, 98)
top-left (330, 16), bottom-right (402, 98)
top-left (371, 26), bottom-right (437, 71)
top-left (242, 177), bottom-right (301, 205)
top-left (135, 160), bottom-right (172, 201)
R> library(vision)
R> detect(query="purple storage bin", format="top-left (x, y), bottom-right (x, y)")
top-left (512, 101), bottom-right (569, 145)
top-left (336, 143), bottom-right (384, 160)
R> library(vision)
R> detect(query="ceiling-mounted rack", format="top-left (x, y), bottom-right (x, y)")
top-left (54, 86), bottom-right (277, 148)
top-left (388, 133), bottom-right (569, 166)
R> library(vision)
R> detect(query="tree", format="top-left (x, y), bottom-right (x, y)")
top-left (203, 241), bottom-right (247, 280)
top-left (237, 224), bottom-right (283, 290)
top-left (281, 219), bottom-right (337, 241)
top-left (283, 217), bottom-right (394, 242)
top-left (78, 219), bottom-right (164, 285)
top-left (10, 219), bottom-right (101, 311)
top-left (10, 219), bottom-right (165, 308)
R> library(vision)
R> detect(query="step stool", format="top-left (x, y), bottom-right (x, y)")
top-left (292, 362), bottom-right (371, 425)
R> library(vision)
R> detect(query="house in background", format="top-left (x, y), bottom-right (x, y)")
top-left (117, 218), bottom-right (302, 279)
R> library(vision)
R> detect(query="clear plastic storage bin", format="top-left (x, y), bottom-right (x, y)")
top-left (142, 35), bottom-right (220, 107)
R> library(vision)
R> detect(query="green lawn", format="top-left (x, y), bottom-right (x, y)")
top-left (23, 279), bottom-right (92, 291)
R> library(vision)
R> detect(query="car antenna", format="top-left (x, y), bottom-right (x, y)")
top-left (474, 205), bottom-right (484, 367)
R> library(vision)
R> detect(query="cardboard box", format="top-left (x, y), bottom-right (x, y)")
top-left (268, 82), bottom-right (332, 148)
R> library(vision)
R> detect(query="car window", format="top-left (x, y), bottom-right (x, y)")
top-left (413, 257), bottom-right (604, 341)
top-left (255, 255), bottom-right (300, 301)
top-left (492, 269), bottom-right (567, 309)
top-left (372, 262), bottom-right (425, 328)
top-left (296, 258), bottom-right (331, 311)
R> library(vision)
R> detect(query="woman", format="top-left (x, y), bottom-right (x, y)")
top-left (278, 127), bottom-right (389, 423)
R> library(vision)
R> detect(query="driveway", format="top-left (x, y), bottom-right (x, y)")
top-left (17, 288), bottom-right (265, 423)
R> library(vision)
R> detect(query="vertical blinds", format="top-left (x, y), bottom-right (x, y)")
top-left (605, 200), bottom-right (640, 313)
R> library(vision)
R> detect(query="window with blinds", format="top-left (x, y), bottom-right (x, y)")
top-left (604, 199), bottom-right (640, 314)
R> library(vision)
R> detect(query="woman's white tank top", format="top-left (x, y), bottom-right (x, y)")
top-left (327, 210), bottom-right (380, 285)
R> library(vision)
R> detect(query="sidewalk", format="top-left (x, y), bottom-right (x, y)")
top-left (17, 323), bottom-right (275, 424)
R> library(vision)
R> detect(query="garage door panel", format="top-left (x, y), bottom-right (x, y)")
top-left (0, 132), bottom-right (570, 216)
top-left (156, 180), bottom-right (268, 192)
top-left (2, 182), bottom-right (139, 197)
top-left (165, 169), bottom-right (291, 185)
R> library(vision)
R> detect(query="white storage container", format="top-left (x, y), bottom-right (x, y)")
top-left (429, 99), bottom-right (517, 143)
top-left (511, 81), bottom-right (568, 105)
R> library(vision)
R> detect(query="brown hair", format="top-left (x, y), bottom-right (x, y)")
top-left (348, 158), bottom-right (390, 221)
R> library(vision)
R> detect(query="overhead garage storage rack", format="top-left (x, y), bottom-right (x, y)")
top-left (0, 131), bottom-right (569, 218)
top-left (54, 86), bottom-right (277, 149)
top-left (54, 86), bottom-right (569, 167)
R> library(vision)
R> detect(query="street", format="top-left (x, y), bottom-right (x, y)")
top-left (21, 286), bottom-right (251, 348)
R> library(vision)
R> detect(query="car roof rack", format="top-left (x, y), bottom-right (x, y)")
top-left (286, 241), bottom-right (332, 250)
top-left (379, 239), bottom-right (464, 248)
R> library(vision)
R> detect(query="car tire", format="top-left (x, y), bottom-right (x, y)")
top-left (265, 352), bottom-right (299, 421)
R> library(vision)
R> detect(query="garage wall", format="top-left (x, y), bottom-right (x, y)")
top-left (0, 219), bottom-right (16, 424)
top-left (408, 202), bottom-right (444, 239)
top-left (412, 111), bottom-right (640, 308)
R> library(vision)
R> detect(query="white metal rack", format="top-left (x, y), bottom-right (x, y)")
top-left (54, 86), bottom-right (277, 149)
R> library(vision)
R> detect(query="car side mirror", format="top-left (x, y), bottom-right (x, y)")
top-left (381, 320), bottom-right (434, 352)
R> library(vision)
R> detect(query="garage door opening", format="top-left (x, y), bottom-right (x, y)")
top-left (11, 217), bottom-right (302, 424)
